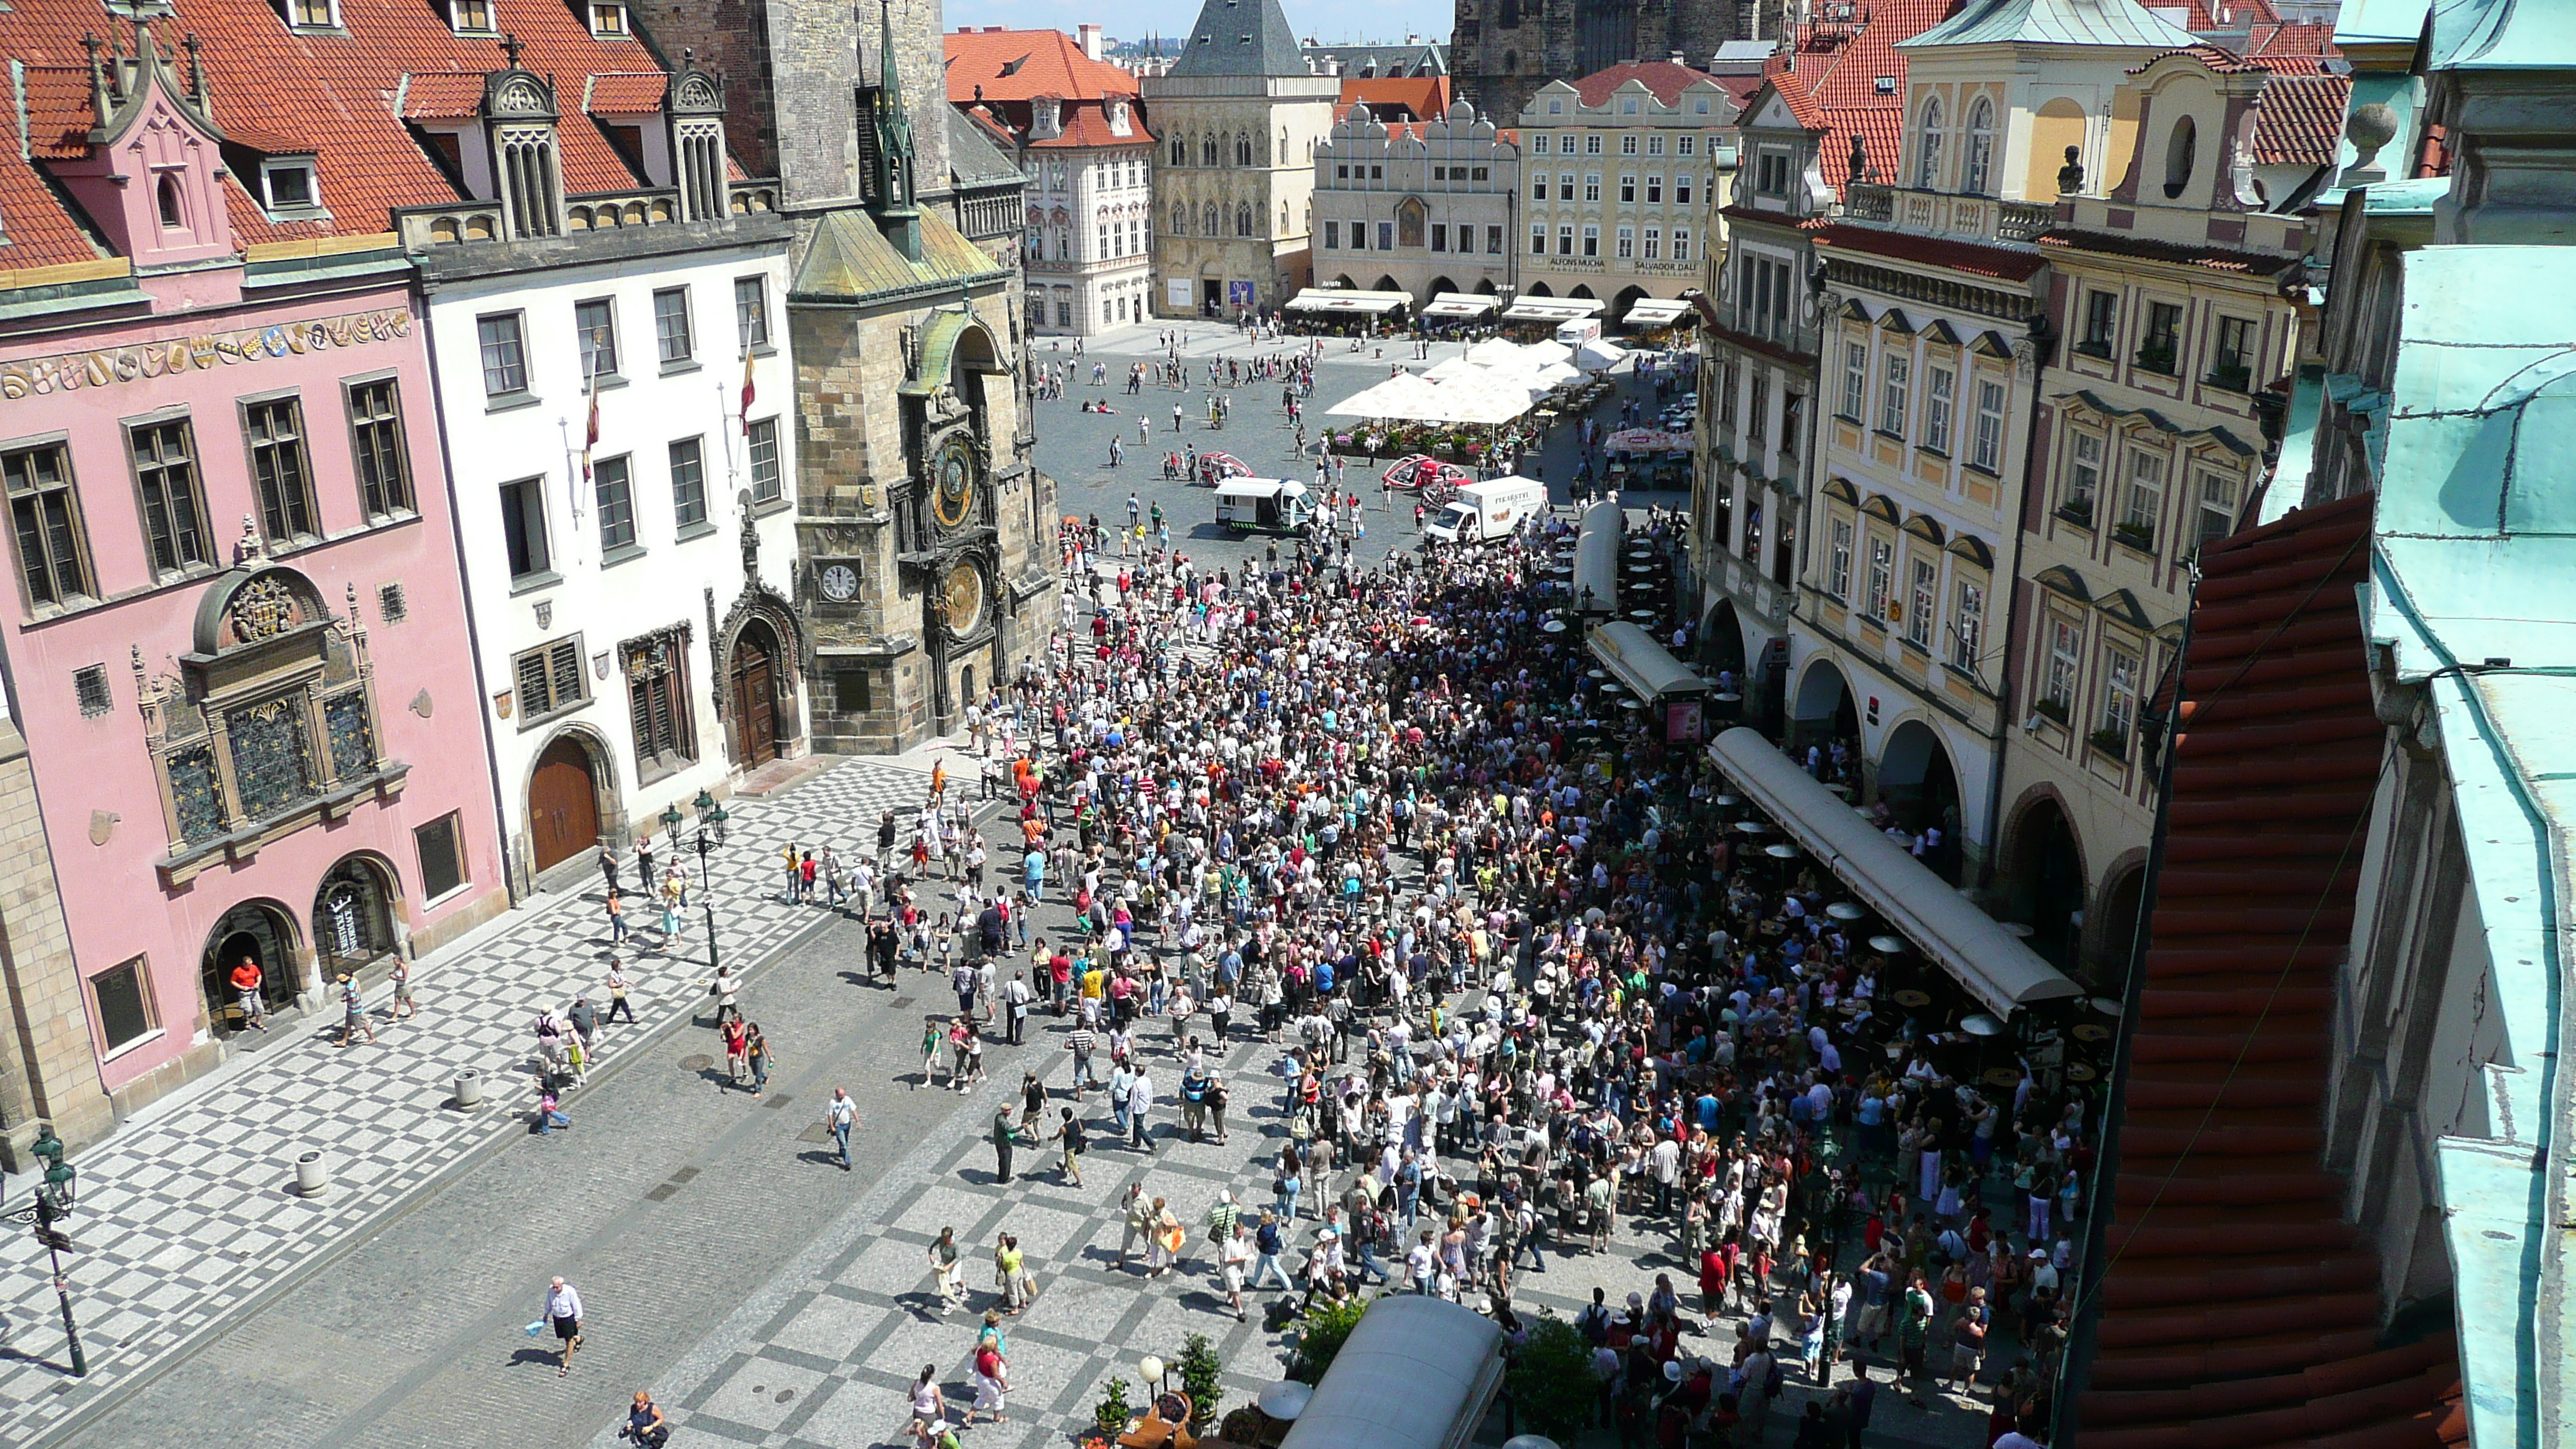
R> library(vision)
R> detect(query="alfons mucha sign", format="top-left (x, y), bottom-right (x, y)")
top-left (2, 306), bottom-right (413, 399)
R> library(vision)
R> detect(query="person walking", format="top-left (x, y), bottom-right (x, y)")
top-left (827, 1087), bottom-right (858, 1170)
top-left (605, 959), bottom-right (636, 1024)
top-left (991, 1103), bottom-right (1017, 1184)
top-left (1126, 1064), bottom-right (1155, 1153)
top-left (337, 974), bottom-right (375, 1046)
top-left (928, 1228), bottom-right (965, 1314)
top-left (533, 1079), bottom-right (572, 1135)
top-left (542, 1276), bottom-right (584, 1376)
top-left (906, 1364), bottom-right (951, 1448)
top-left (1003, 970), bottom-right (1032, 1045)
top-left (1220, 1220), bottom-right (1253, 1321)
top-left (606, 888), bottom-right (628, 945)
top-left (1119, 1182), bottom-right (1153, 1267)
top-left (1250, 1209), bottom-right (1293, 1291)
top-left (1052, 1105), bottom-right (1087, 1187)
top-left (389, 957), bottom-right (416, 1020)
top-left (745, 1023), bottom-right (774, 1098)
top-left (969, 1332), bottom-right (1010, 1425)
top-left (230, 956), bottom-right (267, 1031)
top-left (709, 964), bottom-right (741, 1025)
top-left (623, 1390), bottom-right (670, 1447)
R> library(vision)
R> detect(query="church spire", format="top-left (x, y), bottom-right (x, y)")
top-left (870, 0), bottom-right (923, 260)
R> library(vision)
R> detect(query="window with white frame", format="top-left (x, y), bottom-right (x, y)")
top-left (1617, 226), bottom-right (1635, 259)
top-left (2101, 644), bottom-right (2138, 742)
top-left (1643, 227), bottom-right (1660, 259)
top-left (2066, 430), bottom-right (2102, 516)
top-left (1916, 96), bottom-right (1944, 188)
top-left (1621, 173), bottom-right (1636, 203)
top-left (1971, 379), bottom-right (2005, 471)
top-left (1673, 229), bottom-right (1692, 262)
top-left (2044, 616), bottom-right (2083, 711)
top-left (2123, 449), bottom-right (2167, 540)
top-left (1878, 352), bottom-right (1910, 437)
top-left (1963, 98), bottom-right (1995, 195)
top-left (1923, 365), bottom-right (1954, 453)
top-left (1865, 536), bottom-right (1893, 618)
top-left (1906, 554), bottom-right (1936, 647)
top-left (1827, 518), bottom-right (1854, 599)
top-left (1950, 580), bottom-right (1983, 671)
top-left (2195, 469), bottom-right (2239, 552)
top-left (1841, 338), bottom-right (1866, 420)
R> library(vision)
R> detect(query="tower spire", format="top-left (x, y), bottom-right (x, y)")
top-left (869, 0), bottom-right (922, 259)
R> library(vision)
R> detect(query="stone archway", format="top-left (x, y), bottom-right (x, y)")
top-left (2001, 788), bottom-right (2086, 970)
top-left (1877, 719), bottom-right (1962, 882)
top-left (715, 581), bottom-right (806, 768)
top-left (2091, 858), bottom-right (2150, 993)
top-left (526, 728), bottom-right (612, 877)
top-left (1570, 284), bottom-right (1595, 300)
top-left (200, 899), bottom-right (304, 1033)
top-left (1612, 284), bottom-right (1649, 324)
top-left (313, 853), bottom-right (402, 979)
top-left (730, 618), bottom-right (786, 768)
top-left (1790, 655), bottom-right (1855, 755)
top-left (1526, 282), bottom-right (1553, 298)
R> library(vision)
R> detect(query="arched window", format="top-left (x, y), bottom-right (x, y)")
top-left (1236, 202), bottom-right (1255, 236)
top-left (1170, 135), bottom-right (1187, 166)
top-left (1203, 201), bottom-right (1221, 235)
top-left (156, 172), bottom-right (187, 230)
top-left (1201, 132), bottom-right (1218, 166)
top-left (1278, 127), bottom-right (1289, 162)
top-left (1282, 202), bottom-right (1291, 233)
top-left (1963, 98), bottom-right (1995, 195)
top-left (1235, 132), bottom-right (1253, 166)
top-left (1502, 50), bottom-right (1518, 74)
top-left (2163, 116), bottom-right (2197, 199)
top-left (1915, 96), bottom-right (1944, 190)
top-left (1171, 203), bottom-right (1187, 235)
top-left (313, 856), bottom-right (398, 977)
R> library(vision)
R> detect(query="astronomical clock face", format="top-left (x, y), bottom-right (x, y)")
top-left (931, 436), bottom-right (978, 531)
top-left (942, 560), bottom-right (986, 638)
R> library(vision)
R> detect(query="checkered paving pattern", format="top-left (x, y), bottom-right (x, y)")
top-left (0, 759), bottom-right (938, 1444)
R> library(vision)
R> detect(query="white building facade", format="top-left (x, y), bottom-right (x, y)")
top-left (1310, 101), bottom-right (1519, 303)
top-left (1019, 101), bottom-right (1157, 335)
top-left (405, 103), bottom-right (803, 894)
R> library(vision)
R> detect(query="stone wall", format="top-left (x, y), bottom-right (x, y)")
top-left (0, 714), bottom-right (118, 1167)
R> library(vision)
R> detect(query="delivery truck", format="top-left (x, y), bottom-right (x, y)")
top-left (1422, 476), bottom-right (1547, 545)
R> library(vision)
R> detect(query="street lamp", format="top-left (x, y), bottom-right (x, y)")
top-left (11, 1125), bottom-right (87, 1377)
top-left (669, 790), bottom-right (727, 972)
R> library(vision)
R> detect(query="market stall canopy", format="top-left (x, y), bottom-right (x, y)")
top-left (1605, 428), bottom-right (1693, 453)
top-left (1622, 298), bottom-right (1691, 328)
top-left (1279, 1296), bottom-right (1505, 1449)
top-left (1574, 497), bottom-right (1622, 615)
top-left (1501, 296), bottom-right (1605, 324)
top-left (1422, 293), bottom-right (1499, 318)
top-left (1707, 728), bottom-right (2084, 1016)
top-left (1577, 338), bottom-right (1630, 372)
top-left (1288, 288), bottom-right (1410, 315)
top-left (1589, 622), bottom-right (1706, 702)
top-left (1324, 372), bottom-right (1446, 418)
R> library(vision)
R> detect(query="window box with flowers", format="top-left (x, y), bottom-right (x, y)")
top-left (2032, 697), bottom-right (2070, 728)
top-left (2203, 362), bottom-right (2252, 393)
top-left (2088, 727), bottom-right (2129, 759)
top-left (2056, 498), bottom-right (2094, 529)
top-left (2133, 342), bottom-right (2177, 376)
top-left (2111, 520), bottom-right (2156, 554)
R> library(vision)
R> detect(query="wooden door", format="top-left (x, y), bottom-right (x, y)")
top-left (529, 736), bottom-right (600, 874)
top-left (734, 644), bottom-right (777, 767)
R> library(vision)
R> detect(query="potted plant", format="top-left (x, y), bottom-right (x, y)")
top-left (2112, 520), bottom-right (2156, 553)
top-left (2088, 727), bottom-right (2129, 758)
top-left (1177, 1333), bottom-right (1224, 1428)
top-left (1286, 1297), bottom-right (1366, 1384)
top-left (2057, 496), bottom-right (2095, 528)
top-left (1091, 1375), bottom-right (1134, 1442)
top-left (2033, 697), bottom-right (2071, 728)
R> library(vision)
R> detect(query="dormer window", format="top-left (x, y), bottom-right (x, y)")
top-left (285, 0), bottom-right (338, 29)
top-left (590, 1), bottom-right (629, 36)
top-left (449, 0), bottom-right (495, 33)
top-left (156, 173), bottom-right (187, 231)
top-left (261, 159), bottom-right (323, 214)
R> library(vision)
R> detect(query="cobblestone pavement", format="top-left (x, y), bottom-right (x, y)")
top-left (0, 758), bottom-right (939, 1445)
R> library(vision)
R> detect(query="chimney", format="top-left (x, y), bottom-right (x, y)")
top-left (1078, 22), bottom-right (1105, 60)
top-left (1670, 50), bottom-right (1687, 63)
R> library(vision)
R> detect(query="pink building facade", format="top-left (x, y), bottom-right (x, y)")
top-left (0, 40), bottom-right (505, 1116)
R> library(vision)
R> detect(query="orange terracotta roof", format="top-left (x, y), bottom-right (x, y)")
top-left (19, 65), bottom-right (92, 160)
top-left (2252, 72), bottom-right (2349, 166)
top-left (1572, 61), bottom-right (1709, 108)
top-left (2080, 494), bottom-right (2460, 1449)
top-left (585, 72), bottom-right (668, 113)
top-left (943, 26), bottom-right (1139, 105)
top-left (2134, 42), bottom-right (2270, 74)
top-left (1024, 101), bottom-right (1156, 149)
top-left (2248, 19), bottom-right (2337, 56)
top-left (2170, 0), bottom-right (2280, 28)
top-left (2034, 228), bottom-right (2299, 275)
top-left (1338, 74), bottom-right (1450, 119)
top-left (1762, 0), bottom-right (1957, 195)
top-left (0, 0), bottom-right (704, 261)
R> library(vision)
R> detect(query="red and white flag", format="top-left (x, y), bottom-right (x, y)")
top-left (581, 364), bottom-right (601, 483)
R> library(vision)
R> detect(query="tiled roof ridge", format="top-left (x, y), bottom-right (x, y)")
top-left (1571, 60), bottom-right (1713, 108)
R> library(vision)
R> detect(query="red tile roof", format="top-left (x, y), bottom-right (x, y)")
top-left (1762, 0), bottom-right (1958, 195)
top-left (19, 65), bottom-right (93, 160)
top-left (2133, 42), bottom-right (2271, 74)
top-left (2253, 72), bottom-right (2350, 166)
top-left (1812, 221), bottom-right (2049, 282)
top-left (2034, 228), bottom-right (2300, 275)
top-left (2170, 0), bottom-right (2280, 29)
top-left (1572, 61), bottom-right (1709, 109)
top-left (1338, 75), bottom-right (1451, 120)
top-left (0, 0), bottom-right (701, 262)
top-left (2248, 19), bottom-right (2337, 55)
top-left (942, 27), bottom-right (1139, 105)
top-left (1025, 102), bottom-right (1156, 149)
top-left (2080, 493), bottom-right (2460, 1449)
top-left (585, 72), bottom-right (669, 113)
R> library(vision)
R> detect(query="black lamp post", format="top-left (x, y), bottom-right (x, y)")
top-left (660, 790), bottom-right (728, 971)
top-left (11, 1125), bottom-right (87, 1377)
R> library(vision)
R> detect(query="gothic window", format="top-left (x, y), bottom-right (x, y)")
top-left (1171, 135), bottom-right (1187, 166)
top-left (1236, 202), bottom-right (1255, 237)
top-left (1202, 132), bottom-right (1218, 166)
top-left (1235, 132), bottom-right (1253, 166)
top-left (1171, 203), bottom-right (1187, 235)
top-left (623, 628), bottom-right (696, 779)
top-left (1204, 202), bottom-right (1221, 235)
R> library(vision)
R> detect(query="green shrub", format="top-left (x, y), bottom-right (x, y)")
top-left (1507, 1314), bottom-right (1596, 1444)
top-left (1093, 1375), bottom-right (1132, 1436)
top-left (1286, 1297), bottom-right (1367, 1384)
top-left (1178, 1332), bottom-right (1224, 1427)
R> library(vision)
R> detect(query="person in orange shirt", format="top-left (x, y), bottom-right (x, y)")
top-left (229, 957), bottom-right (267, 1031)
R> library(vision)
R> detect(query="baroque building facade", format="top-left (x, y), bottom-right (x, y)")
top-left (1514, 63), bottom-right (1737, 322)
top-left (640, 0), bottom-right (1057, 753)
top-left (1146, 0), bottom-right (1341, 318)
top-left (1309, 102), bottom-right (1521, 302)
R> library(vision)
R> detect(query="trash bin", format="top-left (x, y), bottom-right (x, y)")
top-left (294, 1151), bottom-right (329, 1198)
top-left (454, 1068), bottom-right (484, 1111)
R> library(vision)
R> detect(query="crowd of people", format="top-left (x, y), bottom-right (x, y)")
top-left (858, 505), bottom-right (2103, 1448)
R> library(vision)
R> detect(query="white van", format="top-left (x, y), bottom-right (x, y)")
top-left (1554, 317), bottom-right (1603, 348)
top-left (1214, 478), bottom-right (1314, 536)
top-left (1423, 477), bottom-right (1547, 545)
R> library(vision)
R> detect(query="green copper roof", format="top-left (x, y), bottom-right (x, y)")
top-left (1167, 0), bottom-right (1308, 78)
top-left (2332, 0), bottom-right (2431, 50)
top-left (792, 204), bottom-right (1007, 303)
top-left (2426, 0), bottom-right (2576, 70)
top-left (1895, 0), bottom-right (2197, 50)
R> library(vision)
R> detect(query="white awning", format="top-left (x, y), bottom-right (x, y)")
top-left (1589, 622), bottom-right (1705, 701)
top-left (1422, 293), bottom-right (1499, 317)
top-left (1622, 298), bottom-right (1691, 327)
top-left (1280, 1296), bottom-right (1505, 1449)
top-left (1502, 296), bottom-right (1605, 324)
top-left (1287, 288), bottom-right (1410, 314)
top-left (1573, 497), bottom-right (1622, 615)
top-left (1708, 728), bottom-right (2084, 1016)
